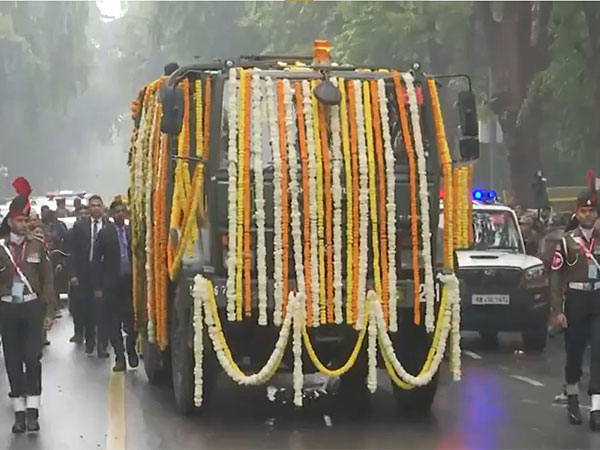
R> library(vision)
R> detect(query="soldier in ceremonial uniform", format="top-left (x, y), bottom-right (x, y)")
top-left (550, 189), bottom-right (600, 430)
top-left (0, 191), bottom-right (56, 433)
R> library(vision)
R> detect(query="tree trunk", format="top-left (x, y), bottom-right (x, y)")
top-left (476, 1), bottom-right (552, 207)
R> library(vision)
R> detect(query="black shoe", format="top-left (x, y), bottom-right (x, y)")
top-left (567, 395), bottom-right (583, 425)
top-left (69, 334), bottom-right (83, 344)
top-left (98, 349), bottom-right (110, 359)
top-left (113, 357), bottom-right (126, 372)
top-left (43, 340), bottom-right (50, 346)
top-left (127, 350), bottom-right (139, 369)
top-left (11, 412), bottom-right (26, 434)
top-left (26, 408), bottom-right (39, 432)
top-left (591, 410), bottom-right (600, 431)
top-left (85, 342), bottom-right (95, 355)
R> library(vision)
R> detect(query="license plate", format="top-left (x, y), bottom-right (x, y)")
top-left (472, 294), bottom-right (510, 305)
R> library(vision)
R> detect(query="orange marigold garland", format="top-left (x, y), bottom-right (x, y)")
top-left (319, 103), bottom-right (334, 324)
top-left (370, 80), bottom-right (390, 323)
top-left (294, 82), bottom-right (313, 327)
top-left (427, 78), bottom-right (454, 269)
top-left (347, 81), bottom-right (361, 328)
top-left (392, 71), bottom-right (421, 325)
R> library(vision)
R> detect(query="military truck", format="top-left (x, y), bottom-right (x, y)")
top-left (129, 41), bottom-right (479, 415)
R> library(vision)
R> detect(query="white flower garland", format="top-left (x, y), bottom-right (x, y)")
top-left (293, 292), bottom-right (305, 406)
top-left (404, 73), bottom-right (436, 333)
top-left (283, 80), bottom-right (306, 297)
top-left (251, 73), bottom-right (268, 326)
top-left (266, 77), bottom-right (284, 327)
top-left (376, 302), bottom-right (448, 386)
top-left (302, 80), bottom-right (321, 326)
top-left (354, 80), bottom-right (369, 330)
top-left (375, 274), bottom-right (458, 386)
top-left (440, 272), bottom-right (462, 381)
top-left (330, 78), bottom-right (344, 325)
top-left (367, 291), bottom-right (378, 393)
top-left (195, 275), bottom-right (294, 387)
top-left (226, 68), bottom-right (239, 322)
top-left (192, 275), bottom-right (205, 407)
top-left (378, 79), bottom-right (398, 333)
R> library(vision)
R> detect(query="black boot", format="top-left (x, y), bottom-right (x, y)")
top-left (590, 410), bottom-right (600, 431)
top-left (567, 395), bottom-right (583, 425)
top-left (12, 412), bottom-right (26, 434)
top-left (127, 349), bottom-right (139, 369)
top-left (26, 408), bottom-right (39, 432)
top-left (113, 356), bottom-right (126, 372)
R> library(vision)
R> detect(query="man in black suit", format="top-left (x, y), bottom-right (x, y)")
top-left (67, 195), bottom-right (109, 357)
top-left (92, 200), bottom-right (138, 372)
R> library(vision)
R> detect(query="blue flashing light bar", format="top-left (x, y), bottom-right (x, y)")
top-left (473, 189), bottom-right (497, 202)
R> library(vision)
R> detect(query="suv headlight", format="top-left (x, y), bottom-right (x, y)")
top-left (521, 265), bottom-right (548, 288)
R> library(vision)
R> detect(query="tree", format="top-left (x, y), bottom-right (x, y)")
top-left (475, 2), bottom-right (553, 207)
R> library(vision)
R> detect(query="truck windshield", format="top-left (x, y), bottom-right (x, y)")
top-left (470, 211), bottom-right (522, 252)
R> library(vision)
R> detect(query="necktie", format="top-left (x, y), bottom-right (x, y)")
top-left (90, 220), bottom-right (99, 261)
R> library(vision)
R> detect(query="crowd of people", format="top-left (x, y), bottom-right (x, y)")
top-left (0, 177), bottom-right (137, 433)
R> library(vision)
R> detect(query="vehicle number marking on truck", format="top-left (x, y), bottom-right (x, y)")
top-left (472, 294), bottom-right (510, 305)
top-left (213, 285), bottom-right (228, 297)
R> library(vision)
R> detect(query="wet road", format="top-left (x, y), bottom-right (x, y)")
top-left (2, 310), bottom-right (600, 450)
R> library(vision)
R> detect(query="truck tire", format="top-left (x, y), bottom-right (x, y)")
top-left (170, 282), bottom-right (217, 415)
top-left (390, 311), bottom-right (440, 415)
top-left (392, 373), bottom-right (439, 415)
top-left (337, 347), bottom-right (371, 416)
top-left (143, 339), bottom-right (171, 385)
top-left (170, 296), bottom-right (197, 415)
top-left (522, 327), bottom-right (547, 353)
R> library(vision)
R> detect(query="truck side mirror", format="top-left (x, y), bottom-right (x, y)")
top-left (458, 91), bottom-right (479, 161)
top-left (160, 83), bottom-right (184, 136)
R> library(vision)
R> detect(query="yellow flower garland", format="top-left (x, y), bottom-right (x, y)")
top-left (302, 313), bottom-right (368, 377)
top-left (235, 70), bottom-right (247, 321)
top-left (427, 79), bottom-right (454, 268)
top-left (382, 282), bottom-right (449, 389)
top-left (339, 79), bottom-right (354, 326)
top-left (310, 80), bottom-right (327, 325)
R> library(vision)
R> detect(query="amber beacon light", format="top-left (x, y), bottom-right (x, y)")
top-left (313, 40), bottom-right (331, 64)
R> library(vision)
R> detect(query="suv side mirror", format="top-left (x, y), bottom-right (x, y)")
top-left (160, 82), bottom-right (184, 135)
top-left (458, 90), bottom-right (479, 161)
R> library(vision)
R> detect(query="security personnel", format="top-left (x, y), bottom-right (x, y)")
top-left (0, 194), bottom-right (56, 433)
top-left (550, 189), bottom-right (600, 430)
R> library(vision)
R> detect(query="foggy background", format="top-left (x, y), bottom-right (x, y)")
top-left (1, 1), bottom-right (598, 206)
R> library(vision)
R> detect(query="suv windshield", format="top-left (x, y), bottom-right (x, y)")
top-left (470, 210), bottom-right (522, 252)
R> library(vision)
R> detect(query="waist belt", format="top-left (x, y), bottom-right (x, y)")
top-left (568, 281), bottom-right (600, 291)
top-left (1, 293), bottom-right (38, 303)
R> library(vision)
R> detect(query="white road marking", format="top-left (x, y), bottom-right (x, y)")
top-left (464, 351), bottom-right (483, 360)
top-left (552, 403), bottom-right (591, 411)
top-left (323, 415), bottom-right (333, 427)
top-left (511, 375), bottom-right (544, 387)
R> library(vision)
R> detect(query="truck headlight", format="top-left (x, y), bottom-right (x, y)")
top-left (521, 265), bottom-right (548, 288)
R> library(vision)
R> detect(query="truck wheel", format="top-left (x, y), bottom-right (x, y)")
top-left (522, 327), bottom-right (547, 353)
top-left (169, 283), bottom-right (217, 415)
top-left (392, 373), bottom-right (439, 415)
top-left (170, 298), bottom-right (197, 415)
top-left (143, 339), bottom-right (171, 385)
top-left (390, 311), bottom-right (440, 415)
top-left (337, 339), bottom-right (371, 416)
